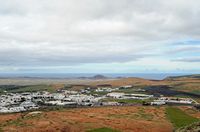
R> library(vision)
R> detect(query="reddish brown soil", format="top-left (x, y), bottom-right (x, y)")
top-left (0, 106), bottom-right (173, 132)
top-left (179, 106), bottom-right (200, 118)
top-left (0, 113), bottom-right (21, 123)
top-left (51, 84), bottom-right (65, 90)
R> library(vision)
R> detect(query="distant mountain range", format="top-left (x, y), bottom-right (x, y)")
top-left (1, 74), bottom-right (200, 81)
top-left (0, 74), bottom-right (108, 80)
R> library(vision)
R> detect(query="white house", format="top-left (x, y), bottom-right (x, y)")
top-left (107, 92), bottom-right (125, 98)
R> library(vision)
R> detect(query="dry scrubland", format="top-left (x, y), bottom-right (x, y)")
top-left (0, 106), bottom-right (173, 132)
top-left (0, 106), bottom-right (199, 132)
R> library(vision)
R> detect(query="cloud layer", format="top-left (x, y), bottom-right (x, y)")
top-left (0, 0), bottom-right (200, 73)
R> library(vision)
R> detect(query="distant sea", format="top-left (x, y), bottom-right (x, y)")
top-left (0, 73), bottom-right (194, 80)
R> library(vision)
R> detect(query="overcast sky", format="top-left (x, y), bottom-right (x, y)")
top-left (0, 0), bottom-right (200, 73)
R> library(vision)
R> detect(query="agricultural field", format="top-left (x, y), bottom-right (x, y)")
top-left (166, 107), bottom-right (199, 129)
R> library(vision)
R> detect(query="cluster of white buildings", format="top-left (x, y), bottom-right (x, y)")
top-left (0, 90), bottom-right (106, 113)
top-left (94, 85), bottom-right (145, 93)
top-left (151, 97), bottom-right (195, 105)
top-left (95, 87), bottom-right (119, 92)
top-left (1, 85), bottom-right (197, 113)
top-left (0, 92), bottom-right (42, 113)
top-left (0, 84), bottom-right (154, 114)
top-left (107, 92), bottom-right (153, 100)
top-left (119, 85), bottom-right (133, 89)
top-left (0, 85), bottom-right (155, 113)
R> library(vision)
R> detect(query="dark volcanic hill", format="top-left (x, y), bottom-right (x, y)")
top-left (92, 74), bottom-right (108, 79)
top-left (77, 74), bottom-right (108, 80)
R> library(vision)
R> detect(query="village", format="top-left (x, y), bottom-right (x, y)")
top-left (0, 85), bottom-right (198, 113)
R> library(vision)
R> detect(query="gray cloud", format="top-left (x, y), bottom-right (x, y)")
top-left (173, 57), bottom-right (200, 62)
top-left (166, 46), bottom-right (200, 54)
top-left (0, 0), bottom-right (200, 69)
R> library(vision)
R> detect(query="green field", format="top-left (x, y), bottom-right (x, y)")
top-left (166, 107), bottom-right (199, 129)
top-left (87, 127), bottom-right (120, 132)
top-left (191, 90), bottom-right (200, 95)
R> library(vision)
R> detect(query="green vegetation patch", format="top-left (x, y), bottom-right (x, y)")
top-left (115, 88), bottom-right (147, 94)
top-left (166, 107), bottom-right (199, 129)
top-left (101, 98), bottom-right (153, 104)
top-left (191, 90), bottom-right (200, 95)
top-left (175, 121), bottom-right (200, 132)
top-left (0, 90), bottom-right (4, 95)
top-left (87, 127), bottom-right (120, 132)
top-left (9, 85), bottom-right (56, 93)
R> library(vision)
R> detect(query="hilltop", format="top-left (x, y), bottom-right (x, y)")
top-left (164, 74), bottom-right (200, 80)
